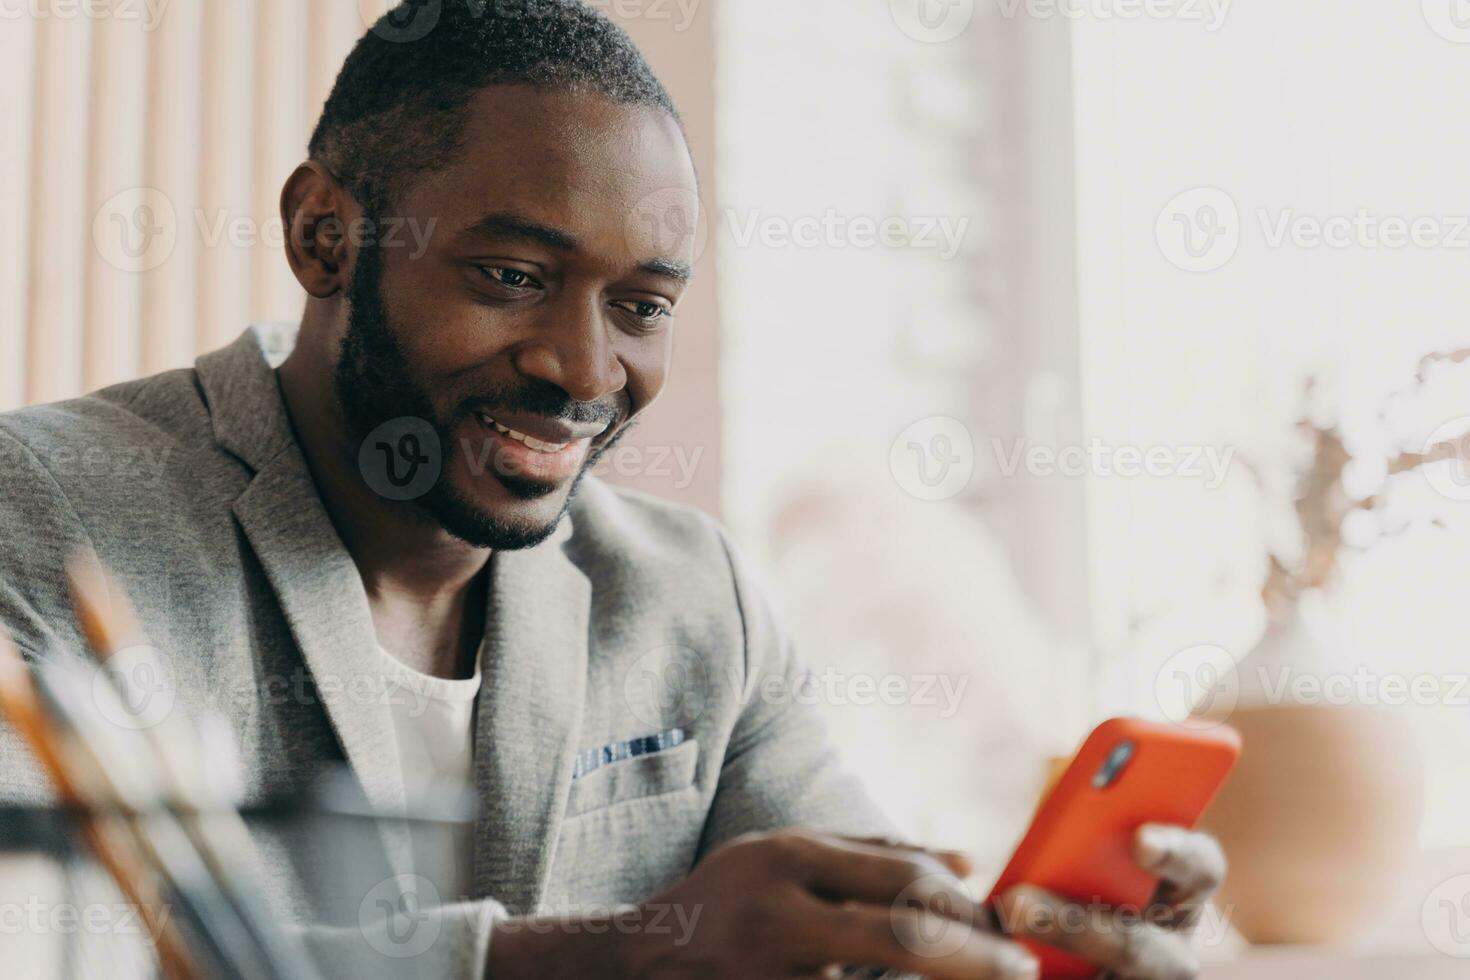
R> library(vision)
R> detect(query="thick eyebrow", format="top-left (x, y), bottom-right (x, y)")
top-left (462, 211), bottom-right (579, 251)
top-left (640, 257), bottom-right (693, 284)
top-left (462, 210), bottom-right (693, 284)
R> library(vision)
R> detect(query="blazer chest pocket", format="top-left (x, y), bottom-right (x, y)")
top-left (565, 738), bottom-right (699, 817)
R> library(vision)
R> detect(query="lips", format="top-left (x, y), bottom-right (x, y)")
top-left (480, 415), bottom-right (570, 453)
top-left (474, 409), bottom-right (610, 447)
top-left (470, 412), bottom-right (598, 485)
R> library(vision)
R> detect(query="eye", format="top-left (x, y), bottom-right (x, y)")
top-left (613, 299), bottom-right (674, 326)
top-left (478, 266), bottom-right (543, 291)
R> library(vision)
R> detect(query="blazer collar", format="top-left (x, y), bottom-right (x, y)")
top-left (197, 326), bottom-right (592, 902)
top-left (195, 323), bottom-right (300, 474)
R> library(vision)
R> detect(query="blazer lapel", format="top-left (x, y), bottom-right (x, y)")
top-left (198, 327), bottom-right (411, 875)
top-left (471, 515), bottom-right (590, 914)
top-left (232, 456), bottom-right (407, 821)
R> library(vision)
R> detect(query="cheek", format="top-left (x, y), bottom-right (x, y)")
top-left (622, 337), bottom-right (674, 413)
top-left (380, 258), bottom-right (494, 369)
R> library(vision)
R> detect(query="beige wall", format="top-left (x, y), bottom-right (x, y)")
top-left (4, 1), bottom-right (361, 407)
top-left (2, 0), bottom-right (722, 516)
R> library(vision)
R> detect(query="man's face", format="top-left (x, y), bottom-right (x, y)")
top-left (333, 86), bottom-right (698, 549)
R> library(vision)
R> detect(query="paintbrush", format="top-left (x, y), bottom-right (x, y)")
top-left (67, 557), bottom-right (324, 980)
top-left (29, 656), bottom-right (253, 976)
top-left (0, 628), bottom-right (200, 980)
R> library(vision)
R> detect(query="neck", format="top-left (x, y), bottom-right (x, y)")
top-left (276, 317), bottom-right (490, 673)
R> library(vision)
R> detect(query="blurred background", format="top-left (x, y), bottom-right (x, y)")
top-left (7, 0), bottom-right (1470, 972)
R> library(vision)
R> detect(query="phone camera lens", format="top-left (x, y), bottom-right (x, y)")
top-left (1092, 739), bottom-right (1136, 789)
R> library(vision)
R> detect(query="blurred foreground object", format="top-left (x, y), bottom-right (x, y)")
top-left (0, 559), bottom-right (486, 978)
top-left (0, 560), bottom-right (325, 978)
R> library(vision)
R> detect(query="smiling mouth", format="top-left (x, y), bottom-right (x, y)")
top-left (477, 413), bottom-right (575, 454)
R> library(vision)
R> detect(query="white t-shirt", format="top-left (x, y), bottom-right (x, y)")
top-left (372, 641), bottom-right (482, 870)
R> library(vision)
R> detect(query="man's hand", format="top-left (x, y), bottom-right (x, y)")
top-left (616, 829), bottom-right (1039, 979)
top-left (994, 824), bottom-right (1227, 980)
top-left (491, 828), bottom-right (1040, 979)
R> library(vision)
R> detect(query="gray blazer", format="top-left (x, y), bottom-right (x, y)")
top-left (0, 326), bottom-right (893, 977)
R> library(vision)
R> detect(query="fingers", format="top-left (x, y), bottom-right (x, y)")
top-left (797, 896), bottom-right (1039, 980)
top-left (1133, 825), bottom-right (1226, 926)
top-left (779, 833), bottom-right (981, 924)
top-left (761, 827), bottom-right (1218, 979)
top-left (997, 886), bottom-right (1199, 980)
top-left (766, 833), bottom-right (1029, 979)
top-left (838, 834), bottom-right (976, 879)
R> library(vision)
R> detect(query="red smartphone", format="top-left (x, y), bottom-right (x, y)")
top-left (986, 717), bottom-right (1240, 979)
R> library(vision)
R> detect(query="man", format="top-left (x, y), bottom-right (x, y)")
top-left (0, 2), bottom-right (1225, 977)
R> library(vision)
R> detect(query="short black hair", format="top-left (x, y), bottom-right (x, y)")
top-left (309, 0), bottom-right (680, 214)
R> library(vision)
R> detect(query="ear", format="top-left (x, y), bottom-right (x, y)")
top-left (280, 161), bottom-right (355, 299)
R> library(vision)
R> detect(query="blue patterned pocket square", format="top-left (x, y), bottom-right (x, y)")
top-left (572, 728), bottom-right (686, 780)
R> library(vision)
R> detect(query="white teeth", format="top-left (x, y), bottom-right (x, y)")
top-left (480, 415), bottom-right (570, 453)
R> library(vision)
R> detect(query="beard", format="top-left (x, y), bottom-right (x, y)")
top-left (332, 231), bottom-right (627, 550)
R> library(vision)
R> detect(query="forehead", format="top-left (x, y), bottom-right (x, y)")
top-left (406, 85), bottom-right (697, 254)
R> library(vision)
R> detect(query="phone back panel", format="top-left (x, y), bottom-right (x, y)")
top-left (987, 717), bottom-right (1241, 979)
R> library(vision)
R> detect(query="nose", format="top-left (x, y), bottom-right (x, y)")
top-left (512, 292), bottom-right (628, 404)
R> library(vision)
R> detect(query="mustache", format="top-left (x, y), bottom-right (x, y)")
top-left (459, 381), bottom-right (624, 428)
